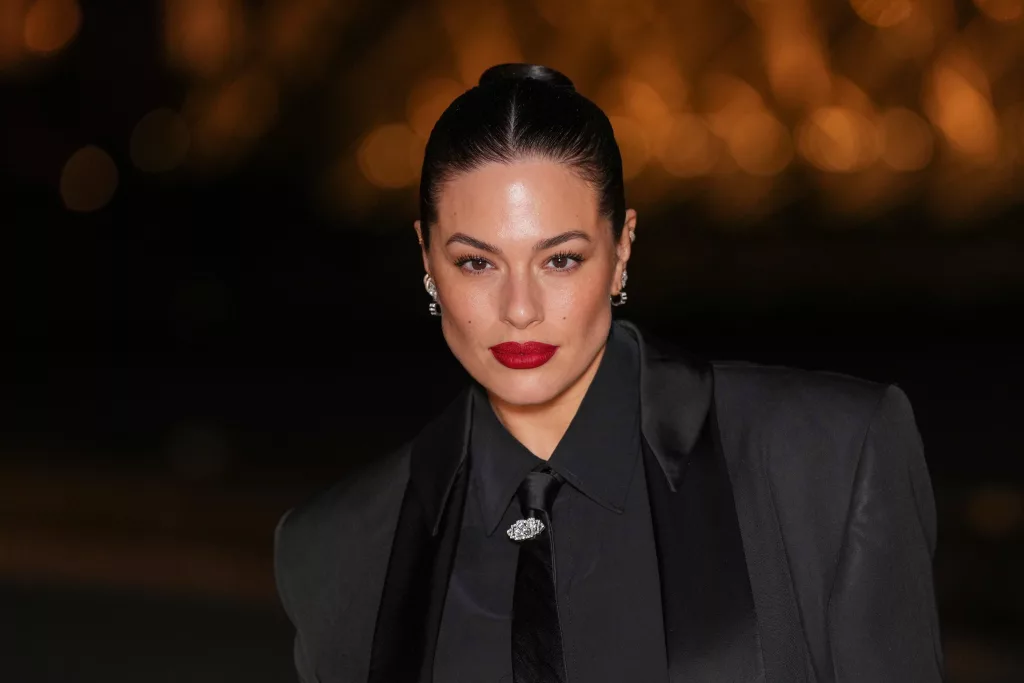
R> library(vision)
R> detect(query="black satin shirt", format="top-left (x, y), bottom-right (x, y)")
top-left (433, 325), bottom-right (669, 683)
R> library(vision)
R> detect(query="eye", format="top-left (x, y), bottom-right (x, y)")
top-left (455, 256), bottom-right (494, 273)
top-left (546, 252), bottom-right (585, 271)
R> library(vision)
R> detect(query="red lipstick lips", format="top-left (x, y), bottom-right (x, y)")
top-left (489, 341), bottom-right (559, 369)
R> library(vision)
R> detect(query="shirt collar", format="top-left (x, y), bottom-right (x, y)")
top-left (409, 320), bottom-right (713, 537)
top-left (469, 323), bottom-right (642, 536)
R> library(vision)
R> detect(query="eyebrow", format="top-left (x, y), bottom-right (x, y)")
top-left (445, 230), bottom-right (591, 254)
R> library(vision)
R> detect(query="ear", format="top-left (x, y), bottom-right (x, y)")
top-left (413, 220), bottom-right (431, 274)
top-left (611, 209), bottom-right (637, 295)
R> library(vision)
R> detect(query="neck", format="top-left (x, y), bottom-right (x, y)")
top-left (487, 341), bottom-right (608, 460)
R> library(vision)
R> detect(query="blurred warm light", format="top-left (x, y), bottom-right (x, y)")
top-left (758, 5), bottom-right (832, 109)
top-left (967, 486), bottom-right (1023, 538)
top-left (832, 77), bottom-right (877, 118)
top-left (627, 52), bottom-right (688, 112)
top-left (1001, 104), bottom-right (1024, 164)
top-left (973, 0), bottom-right (1023, 23)
top-left (623, 80), bottom-right (671, 124)
top-left (926, 51), bottom-right (999, 163)
top-left (123, 0), bottom-right (1024, 217)
top-left (193, 70), bottom-right (278, 154)
top-left (623, 80), bottom-right (673, 142)
top-left (879, 107), bottom-right (933, 171)
top-left (700, 75), bottom-right (797, 175)
top-left (702, 75), bottom-right (765, 139)
top-left (164, 0), bottom-right (242, 78)
top-left (131, 108), bottom-right (191, 173)
top-left (724, 111), bottom-right (794, 176)
top-left (767, 41), bottom-right (832, 109)
top-left (455, 34), bottom-right (522, 88)
top-left (60, 145), bottom-right (118, 212)
top-left (266, 1), bottom-right (314, 61)
top-left (264, 1), bottom-right (341, 72)
top-left (357, 123), bottom-right (423, 189)
top-left (660, 115), bottom-right (718, 178)
top-left (850, 0), bottom-right (914, 28)
top-left (1, 1), bottom-right (27, 69)
top-left (23, 0), bottom-right (80, 55)
top-left (533, 0), bottom-right (569, 27)
top-left (224, 71), bottom-right (277, 140)
top-left (875, 6), bottom-right (935, 60)
top-left (441, 4), bottom-right (523, 87)
top-left (608, 116), bottom-right (651, 180)
top-left (799, 107), bottom-right (880, 172)
top-left (407, 78), bottom-right (466, 139)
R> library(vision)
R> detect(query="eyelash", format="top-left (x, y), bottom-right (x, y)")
top-left (453, 251), bottom-right (587, 274)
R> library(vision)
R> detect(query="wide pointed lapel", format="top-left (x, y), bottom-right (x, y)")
top-left (618, 320), bottom-right (712, 491)
top-left (368, 388), bottom-right (473, 683)
top-left (712, 365), bottom-right (813, 683)
top-left (620, 321), bottom-right (764, 683)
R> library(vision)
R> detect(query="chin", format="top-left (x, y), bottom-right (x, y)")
top-left (480, 366), bottom-right (573, 407)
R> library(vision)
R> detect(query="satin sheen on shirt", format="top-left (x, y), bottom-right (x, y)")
top-left (433, 325), bottom-right (669, 683)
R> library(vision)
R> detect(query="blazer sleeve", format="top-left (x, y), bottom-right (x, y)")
top-left (826, 384), bottom-right (944, 682)
top-left (274, 507), bottom-right (317, 683)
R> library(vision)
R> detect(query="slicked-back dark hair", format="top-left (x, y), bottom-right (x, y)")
top-left (418, 63), bottom-right (625, 249)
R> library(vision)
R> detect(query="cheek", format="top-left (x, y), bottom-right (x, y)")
top-left (547, 268), bottom-right (609, 320)
top-left (442, 281), bottom-right (492, 320)
top-left (438, 280), bottom-right (495, 343)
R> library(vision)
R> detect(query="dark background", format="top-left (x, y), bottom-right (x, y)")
top-left (3, 1), bottom-right (1023, 681)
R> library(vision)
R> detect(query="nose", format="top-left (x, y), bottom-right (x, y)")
top-left (500, 268), bottom-right (543, 329)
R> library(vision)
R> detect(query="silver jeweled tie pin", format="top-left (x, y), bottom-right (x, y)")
top-left (507, 517), bottom-right (545, 541)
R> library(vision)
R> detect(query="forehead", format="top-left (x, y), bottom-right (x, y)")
top-left (435, 159), bottom-right (603, 240)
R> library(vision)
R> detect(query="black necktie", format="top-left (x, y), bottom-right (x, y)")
top-left (511, 468), bottom-right (567, 683)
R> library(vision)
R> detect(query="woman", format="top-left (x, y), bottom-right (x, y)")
top-left (274, 64), bottom-right (943, 683)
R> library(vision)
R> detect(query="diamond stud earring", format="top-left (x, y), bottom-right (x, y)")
top-left (611, 269), bottom-right (628, 306)
top-left (424, 273), bottom-right (441, 316)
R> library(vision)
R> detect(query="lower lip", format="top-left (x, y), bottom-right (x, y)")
top-left (490, 344), bottom-right (558, 369)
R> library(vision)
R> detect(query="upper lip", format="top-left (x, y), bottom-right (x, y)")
top-left (489, 341), bottom-right (557, 354)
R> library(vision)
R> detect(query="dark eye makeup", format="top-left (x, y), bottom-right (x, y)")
top-left (452, 251), bottom-right (587, 274)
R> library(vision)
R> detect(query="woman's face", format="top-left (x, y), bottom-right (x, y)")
top-left (416, 159), bottom-right (635, 407)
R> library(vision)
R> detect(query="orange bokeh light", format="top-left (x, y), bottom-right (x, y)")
top-left (660, 114), bottom-right (718, 178)
top-left (762, 11), bottom-right (832, 109)
top-left (973, 0), bottom-right (1023, 23)
top-left (702, 75), bottom-right (765, 140)
top-left (23, 0), bottom-right (80, 55)
top-left (799, 107), bottom-right (880, 172)
top-left (926, 54), bottom-right (999, 163)
top-left (60, 145), bottom-right (119, 212)
top-left (849, 0), bottom-right (914, 28)
top-left (627, 52), bottom-right (688, 112)
top-left (443, 4), bottom-right (523, 87)
top-left (358, 123), bottom-right (424, 189)
top-left (204, 70), bottom-right (278, 142)
top-left (725, 111), bottom-right (794, 176)
top-left (138, 0), bottom-right (1024, 219)
top-left (131, 108), bottom-right (192, 173)
top-left (407, 78), bottom-right (466, 140)
top-left (164, 0), bottom-right (242, 78)
top-left (0, 1), bottom-right (28, 69)
top-left (880, 107), bottom-right (933, 171)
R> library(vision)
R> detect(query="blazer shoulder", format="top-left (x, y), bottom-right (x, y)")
top-left (710, 360), bottom-right (908, 488)
top-left (273, 444), bottom-right (414, 682)
top-left (711, 359), bottom-right (893, 426)
top-left (274, 443), bottom-right (411, 594)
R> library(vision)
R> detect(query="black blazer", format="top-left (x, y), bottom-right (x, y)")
top-left (274, 321), bottom-right (943, 683)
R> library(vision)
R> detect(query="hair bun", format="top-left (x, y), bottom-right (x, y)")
top-left (478, 63), bottom-right (576, 92)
